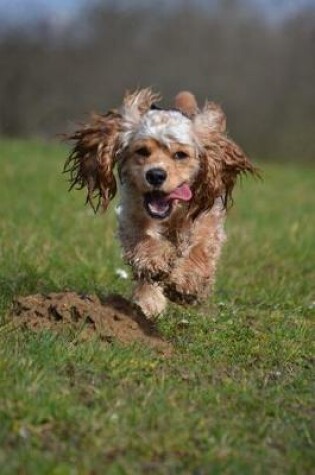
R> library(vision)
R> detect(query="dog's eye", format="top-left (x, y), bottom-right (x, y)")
top-left (174, 151), bottom-right (189, 160)
top-left (135, 147), bottom-right (151, 157)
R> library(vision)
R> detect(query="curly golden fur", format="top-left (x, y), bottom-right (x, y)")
top-left (64, 88), bottom-right (256, 317)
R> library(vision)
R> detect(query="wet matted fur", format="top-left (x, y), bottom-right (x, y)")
top-left (64, 89), bottom-right (257, 317)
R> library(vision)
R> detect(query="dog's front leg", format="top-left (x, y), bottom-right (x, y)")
top-left (133, 280), bottom-right (167, 318)
top-left (125, 236), bottom-right (175, 282)
top-left (164, 244), bottom-right (213, 304)
top-left (165, 207), bottom-right (226, 304)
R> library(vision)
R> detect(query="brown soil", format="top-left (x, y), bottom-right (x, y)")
top-left (9, 292), bottom-right (172, 355)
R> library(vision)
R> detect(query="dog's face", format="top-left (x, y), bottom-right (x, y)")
top-left (65, 89), bottom-right (256, 216)
top-left (120, 136), bottom-right (199, 220)
top-left (118, 107), bottom-right (202, 220)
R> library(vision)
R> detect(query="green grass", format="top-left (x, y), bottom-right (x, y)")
top-left (0, 139), bottom-right (314, 474)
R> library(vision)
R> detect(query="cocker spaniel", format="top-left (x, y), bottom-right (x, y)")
top-left (64, 89), bottom-right (256, 317)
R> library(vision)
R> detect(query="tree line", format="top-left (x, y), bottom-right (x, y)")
top-left (0, 0), bottom-right (314, 162)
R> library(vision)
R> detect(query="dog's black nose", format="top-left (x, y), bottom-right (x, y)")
top-left (145, 168), bottom-right (167, 187)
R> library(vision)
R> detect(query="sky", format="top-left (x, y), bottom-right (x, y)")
top-left (0, 0), bottom-right (314, 24)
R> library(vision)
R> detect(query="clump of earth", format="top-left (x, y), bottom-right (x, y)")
top-left (9, 292), bottom-right (172, 355)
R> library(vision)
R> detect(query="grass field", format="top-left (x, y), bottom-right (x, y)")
top-left (0, 139), bottom-right (314, 474)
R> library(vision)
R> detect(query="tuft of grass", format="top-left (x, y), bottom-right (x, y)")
top-left (0, 139), bottom-right (314, 474)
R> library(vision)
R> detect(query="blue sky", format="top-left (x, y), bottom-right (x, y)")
top-left (0, 0), bottom-right (314, 23)
top-left (0, 0), bottom-right (86, 19)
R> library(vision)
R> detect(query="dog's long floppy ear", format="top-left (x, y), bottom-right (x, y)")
top-left (174, 91), bottom-right (198, 117)
top-left (216, 135), bottom-right (257, 207)
top-left (123, 88), bottom-right (161, 117)
top-left (192, 101), bottom-right (257, 214)
top-left (119, 88), bottom-right (161, 147)
top-left (64, 110), bottom-right (121, 212)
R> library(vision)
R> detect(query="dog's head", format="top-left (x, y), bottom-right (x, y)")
top-left (64, 88), bottom-right (256, 218)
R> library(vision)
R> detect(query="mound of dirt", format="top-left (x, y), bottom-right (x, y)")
top-left (9, 292), bottom-right (172, 355)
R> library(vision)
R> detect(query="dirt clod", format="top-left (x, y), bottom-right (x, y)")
top-left (9, 292), bottom-right (172, 355)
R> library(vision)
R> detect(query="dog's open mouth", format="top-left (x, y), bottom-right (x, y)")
top-left (144, 183), bottom-right (192, 219)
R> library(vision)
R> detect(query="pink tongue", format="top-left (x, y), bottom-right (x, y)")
top-left (168, 183), bottom-right (192, 202)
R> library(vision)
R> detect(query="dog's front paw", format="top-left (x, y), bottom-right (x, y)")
top-left (164, 266), bottom-right (210, 305)
top-left (164, 284), bottom-right (200, 305)
top-left (133, 282), bottom-right (167, 318)
top-left (130, 241), bottom-right (174, 283)
top-left (164, 278), bottom-right (201, 305)
top-left (133, 254), bottom-right (171, 282)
